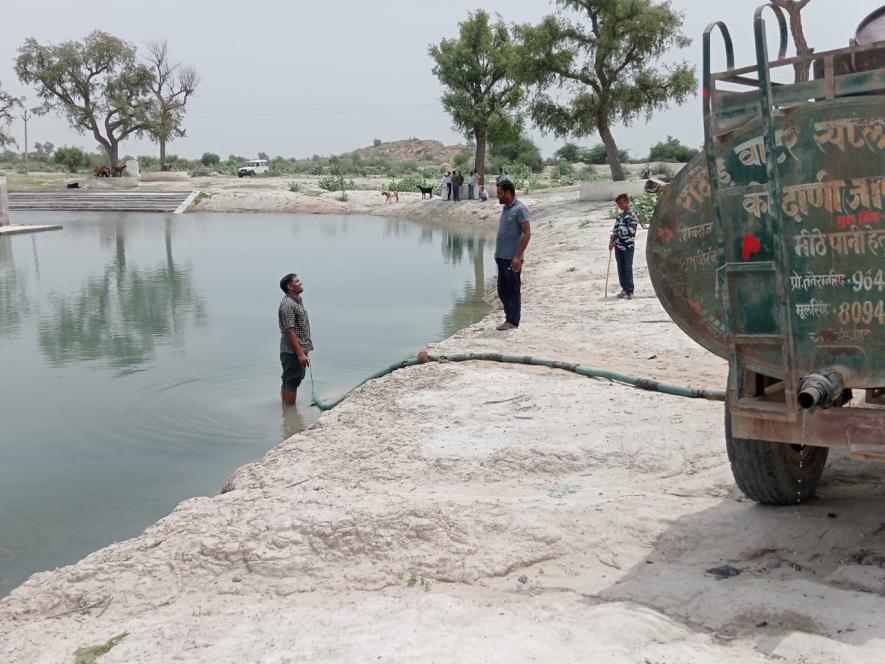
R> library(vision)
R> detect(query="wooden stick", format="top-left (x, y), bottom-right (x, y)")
top-left (604, 249), bottom-right (613, 298)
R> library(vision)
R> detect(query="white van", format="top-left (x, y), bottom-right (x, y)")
top-left (238, 159), bottom-right (270, 177)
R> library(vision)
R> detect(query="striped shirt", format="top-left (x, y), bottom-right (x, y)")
top-left (278, 294), bottom-right (313, 354)
top-left (611, 209), bottom-right (639, 250)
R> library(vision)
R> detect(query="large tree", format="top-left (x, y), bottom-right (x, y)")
top-left (145, 41), bottom-right (199, 167)
top-left (771, 0), bottom-right (813, 82)
top-left (516, 0), bottom-right (696, 181)
top-left (0, 83), bottom-right (21, 147)
top-left (429, 10), bottom-right (524, 180)
top-left (15, 31), bottom-right (154, 171)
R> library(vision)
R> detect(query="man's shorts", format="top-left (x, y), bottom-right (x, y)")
top-left (280, 352), bottom-right (306, 392)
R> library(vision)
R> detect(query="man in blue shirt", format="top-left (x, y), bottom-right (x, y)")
top-left (494, 180), bottom-right (531, 330)
top-left (609, 193), bottom-right (639, 300)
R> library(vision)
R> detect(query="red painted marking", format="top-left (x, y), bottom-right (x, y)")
top-left (703, 88), bottom-right (710, 99)
top-left (837, 214), bottom-right (857, 230)
top-left (741, 232), bottom-right (761, 261)
top-left (858, 210), bottom-right (880, 224)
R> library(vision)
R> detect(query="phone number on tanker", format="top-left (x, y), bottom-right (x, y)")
top-left (795, 299), bottom-right (885, 326)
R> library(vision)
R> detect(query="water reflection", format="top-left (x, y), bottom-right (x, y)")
top-left (38, 220), bottom-right (206, 369)
top-left (0, 238), bottom-right (29, 338)
top-left (441, 233), bottom-right (489, 338)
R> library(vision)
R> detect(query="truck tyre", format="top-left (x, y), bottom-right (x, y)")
top-left (725, 391), bottom-right (828, 505)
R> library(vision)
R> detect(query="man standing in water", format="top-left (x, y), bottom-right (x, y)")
top-left (494, 180), bottom-right (531, 330)
top-left (278, 273), bottom-right (313, 405)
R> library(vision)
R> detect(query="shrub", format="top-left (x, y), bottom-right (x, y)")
top-left (54, 146), bottom-right (91, 173)
top-left (385, 174), bottom-right (426, 192)
top-left (336, 192), bottom-right (349, 202)
top-left (648, 136), bottom-right (698, 163)
top-left (288, 181), bottom-right (301, 192)
top-left (189, 166), bottom-right (212, 177)
top-left (201, 152), bottom-right (221, 167)
top-left (318, 175), bottom-right (354, 192)
top-left (489, 135), bottom-right (544, 173)
top-left (551, 161), bottom-right (576, 186)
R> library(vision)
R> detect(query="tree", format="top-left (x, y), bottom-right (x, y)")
top-left (554, 142), bottom-right (582, 162)
top-left (0, 83), bottom-right (21, 147)
top-left (373, 138), bottom-right (382, 147)
top-left (516, 0), bottom-right (696, 181)
top-left (144, 40), bottom-right (199, 166)
top-left (430, 10), bottom-right (524, 180)
top-left (54, 146), bottom-right (90, 173)
top-left (15, 31), bottom-right (154, 171)
top-left (648, 135), bottom-right (697, 162)
top-left (770, 0), bottom-right (813, 82)
top-left (200, 152), bottom-right (220, 167)
top-left (489, 134), bottom-right (544, 172)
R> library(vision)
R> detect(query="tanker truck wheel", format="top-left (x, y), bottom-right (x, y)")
top-left (725, 391), bottom-right (828, 505)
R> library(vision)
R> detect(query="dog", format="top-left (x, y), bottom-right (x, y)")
top-left (381, 190), bottom-right (399, 204)
top-left (417, 185), bottom-right (433, 199)
top-left (66, 182), bottom-right (80, 189)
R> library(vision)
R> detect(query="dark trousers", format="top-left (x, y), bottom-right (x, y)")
top-left (446, 183), bottom-right (452, 200)
top-left (496, 257), bottom-right (522, 327)
top-left (615, 246), bottom-right (635, 294)
top-left (453, 185), bottom-right (461, 201)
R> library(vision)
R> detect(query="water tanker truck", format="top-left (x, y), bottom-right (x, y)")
top-left (647, 4), bottom-right (885, 504)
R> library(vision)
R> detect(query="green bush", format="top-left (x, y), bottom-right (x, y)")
top-left (489, 135), bottom-right (544, 173)
top-left (288, 181), bottom-right (301, 192)
top-left (551, 161), bottom-right (575, 186)
top-left (318, 175), bottom-right (354, 192)
top-left (201, 152), bottom-right (221, 167)
top-left (648, 136), bottom-right (698, 163)
top-left (54, 146), bottom-right (91, 173)
top-left (385, 174), bottom-right (426, 192)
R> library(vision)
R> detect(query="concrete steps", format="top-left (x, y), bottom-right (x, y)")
top-left (9, 191), bottom-right (196, 213)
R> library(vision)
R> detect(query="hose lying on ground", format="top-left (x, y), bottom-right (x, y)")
top-left (309, 352), bottom-right (726, 412)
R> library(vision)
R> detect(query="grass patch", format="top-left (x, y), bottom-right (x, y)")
top-left (193, 191), bottom-right (212, 206)
top-left (74, 632), bottom-right (128, 664)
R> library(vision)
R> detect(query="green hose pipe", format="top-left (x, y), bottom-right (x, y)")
top-left (310, 353), bottom-right (725, 412)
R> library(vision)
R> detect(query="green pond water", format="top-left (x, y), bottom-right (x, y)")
top-left (0, 211), bottom-right (493, 597)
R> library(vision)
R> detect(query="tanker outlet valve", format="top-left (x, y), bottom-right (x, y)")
top-left (797, 371), bottom-right (843, 409)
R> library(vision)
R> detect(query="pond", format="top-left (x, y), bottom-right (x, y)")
top-left (0, 211), bottom-right (493, 597)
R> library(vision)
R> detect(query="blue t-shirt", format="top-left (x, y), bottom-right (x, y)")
top-left (495, 199), bottom-right (529, 260)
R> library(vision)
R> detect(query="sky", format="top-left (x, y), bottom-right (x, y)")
top-left (0, 0), bottom-right (881, 161)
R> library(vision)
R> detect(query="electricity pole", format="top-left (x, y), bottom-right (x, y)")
top-left (21, 108), bottom-right (30, 176)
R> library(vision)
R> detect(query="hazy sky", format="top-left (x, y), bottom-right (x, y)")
top-left (0, 0), bottom-right (880, 160)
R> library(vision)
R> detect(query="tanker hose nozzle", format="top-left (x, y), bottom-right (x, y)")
top-left (798, 370), bottom-right (843, 409)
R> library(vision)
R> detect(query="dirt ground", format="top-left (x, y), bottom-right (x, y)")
top-left (1, 182), bottom-right (884, 663)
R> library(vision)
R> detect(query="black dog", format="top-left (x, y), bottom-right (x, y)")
top-left (66, 182), bottom-right (80, 189)
top-left (417, 185), bottom-right (433, 199)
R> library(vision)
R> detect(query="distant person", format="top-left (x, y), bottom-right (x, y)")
top-left (478, 185), bottom-right (488, 201)
top-left (641, 164), bottom-right (651, 179)
top-left (278, 273), bottom-right (313, 405)
top-left (501, 169), bottom-right (511, 183)
top-left (496, 168), bottom-right (504, 185)
top-left (467, 170), bottom-right (475, 200)
top-left (453, 170), bottom-right (462, 201)
top-left (494, 180), bottom-right (531, 331)
top-left (609, 193), bottom-right (639, 300)
top-left (444, 171), bottom-right (452, 201)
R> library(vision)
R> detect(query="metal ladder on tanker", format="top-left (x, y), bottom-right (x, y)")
top-left (702, 5), bottom-right (800, 419)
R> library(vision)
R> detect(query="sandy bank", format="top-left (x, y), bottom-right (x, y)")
top-left (1, 185), bottom-right (884, 663)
